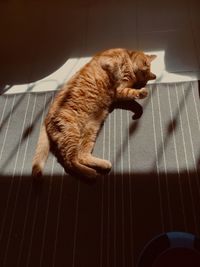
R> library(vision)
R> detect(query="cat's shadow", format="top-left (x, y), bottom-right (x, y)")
top-left (109, 99), bottom-right (143, 168)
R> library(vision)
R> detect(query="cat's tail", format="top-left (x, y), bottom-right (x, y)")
top-left (32, 124), bottom-right (50, 176)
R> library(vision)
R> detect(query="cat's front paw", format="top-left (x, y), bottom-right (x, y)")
top-left (137, 88), bottom-right (148, 99)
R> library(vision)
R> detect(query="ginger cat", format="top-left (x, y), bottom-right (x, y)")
top-left (32, 48), bottom-right (156, 179)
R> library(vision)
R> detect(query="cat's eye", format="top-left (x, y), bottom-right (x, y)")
top-left (142, 66), bottom-right (149, 71)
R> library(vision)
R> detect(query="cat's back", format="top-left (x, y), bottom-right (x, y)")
top-left (47, 57), bottom-right (113, 120)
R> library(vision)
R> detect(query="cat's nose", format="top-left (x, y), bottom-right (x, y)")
top-left (150, 72), bottom-right (156, 80)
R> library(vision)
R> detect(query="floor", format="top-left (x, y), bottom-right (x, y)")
top-left (0, 0), bottom-right (200, 94)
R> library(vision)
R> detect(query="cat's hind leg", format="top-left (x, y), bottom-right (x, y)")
top-left (50, 122), bottom-right (98, 179)
top-left (79, 153), bottom-right (112, 173)
top-left (78, 122), bottom-right (112, 174)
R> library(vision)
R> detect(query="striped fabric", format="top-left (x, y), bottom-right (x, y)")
top-left (0, 81), bottom-right (199, 266)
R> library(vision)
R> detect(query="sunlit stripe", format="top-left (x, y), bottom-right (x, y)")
top-left (167, 85), bottom-right (187, 230)
top-left (0, 95), bottom-right (16, 164)
top-left (0, 95), bottom-right (8, 129)
top-left (150, 86), bottom-right (165, 232)
top-left (157, 85), bottom-right (173, 230)
top-left (174, 84), bottom-right (198, 234)
top-left (20, 94), bottom-right (37, 176)
top-left (11, 94), bottom-right (31, 176)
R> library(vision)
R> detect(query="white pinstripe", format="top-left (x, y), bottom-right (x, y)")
top-left (120, 110), bottom-right (125, 267)
top-left (39, 92), bottom-right (57, 267)
top-left (20, 94), bottom-right (37, 176)
top-left (17, 94), bottom-right (38, 266)
top-left (52, 169), bottom-right (65, 267)
top-left (100, 123), bottom-right (106, 267)
top-left (127, 110), bottom-right (134, 266)
top-left (113, 110), bottom-right (117, 267)
top-left (150, 86), bottom-right (165, 232)
top-left (106, 115), bottom-right (111, 267)
top-left (167, 85), bottom-right (187, 230)
top-left (157, 85), bottom-right (173, 230)
top-left (39, 156), bottom-right (56, 267)
top-left (25, 93), bottom-right (49, 267)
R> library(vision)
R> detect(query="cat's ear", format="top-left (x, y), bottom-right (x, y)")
top-left (145, 54), bottom-right (157, 67)
top-left (148, 54), bottom-right (157, 62)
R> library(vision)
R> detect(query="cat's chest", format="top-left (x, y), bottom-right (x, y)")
top-left (99, 88), bottom-right (115, 108)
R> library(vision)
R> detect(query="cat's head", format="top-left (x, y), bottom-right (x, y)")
top-left (129, 51), bottom-right (157, 88)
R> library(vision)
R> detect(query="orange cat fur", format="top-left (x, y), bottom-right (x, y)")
top-left (32, 48), bottom-right (156, 179)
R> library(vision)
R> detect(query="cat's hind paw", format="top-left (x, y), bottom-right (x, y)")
top-left (94, 159), bottom-right (112, 175)
top-left (102, 160), bottom-right (112, 172)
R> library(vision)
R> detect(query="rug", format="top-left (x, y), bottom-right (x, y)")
top-left (0, 81), bottom-right (199, 266)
